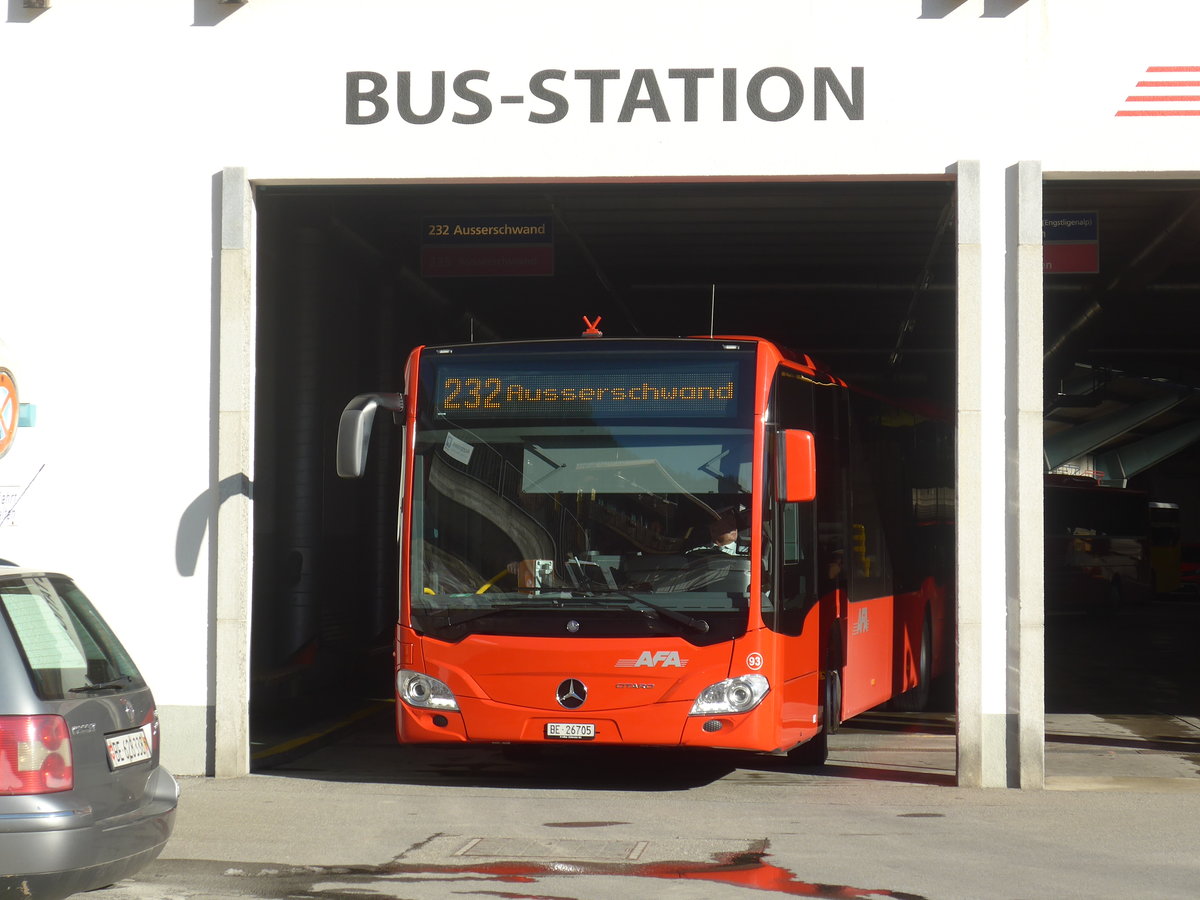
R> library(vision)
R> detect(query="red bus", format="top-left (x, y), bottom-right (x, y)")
top-left (336, 333), bottom-right (953, 765)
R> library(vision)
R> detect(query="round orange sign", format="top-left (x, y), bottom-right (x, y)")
top-left (0, 368), bottom-right (18, 459)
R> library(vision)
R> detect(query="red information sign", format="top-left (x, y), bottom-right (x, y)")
top-left (421, 244), bottom-right (554, 277)
top-left (421, 216), bottom-right (554, 277)
top-left (1043, 242), bottom-right (1099, 274)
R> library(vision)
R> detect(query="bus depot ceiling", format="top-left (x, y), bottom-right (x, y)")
top-left (259, 178), bottom-right (1200, 472)
top-left (1042, 180), bottom-right (1200, 478)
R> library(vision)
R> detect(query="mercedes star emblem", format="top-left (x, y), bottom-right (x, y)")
top-left (556, 678), bottom-right (587, 709)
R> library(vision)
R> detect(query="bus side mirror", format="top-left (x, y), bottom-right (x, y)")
top-left (336, 392), bottom-right (404, 478)
top-left (779, 429), bottom-right (816, 502)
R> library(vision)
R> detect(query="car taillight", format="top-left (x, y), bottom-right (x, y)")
top-left (141, 707), bottom-right (160, 754)
top-left (0, 715), bottom-right (74, 795)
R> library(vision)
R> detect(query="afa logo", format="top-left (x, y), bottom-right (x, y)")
top-left (852, 607), bottom-right (870, 635)
top-left (616, 650), bottom-right (689, 668)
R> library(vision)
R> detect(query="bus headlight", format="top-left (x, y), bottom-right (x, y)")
top-left (397, 670), bottom-right (459, 711)
top-left (689, 674), bottom-right (770, 715)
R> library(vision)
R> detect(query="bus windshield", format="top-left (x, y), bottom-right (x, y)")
top-left (409, 422), bottom-right (754, 643)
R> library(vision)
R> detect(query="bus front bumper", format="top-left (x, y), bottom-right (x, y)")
top-left (396, 695), bottom-right (815, 754)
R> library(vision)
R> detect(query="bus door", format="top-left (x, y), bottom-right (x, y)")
top-left (811, 382), bottom-right (850, 728)
top-left (768, 372), bottom-right (848, 745)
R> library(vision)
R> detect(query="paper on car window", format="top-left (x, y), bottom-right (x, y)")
top-left (443, 432), bottom-right (474, 466)
top-left (0, 589), bottom-right (87, 670)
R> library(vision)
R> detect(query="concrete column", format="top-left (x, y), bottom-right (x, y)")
top-left (956, 159), bottom-right (1002, 787)
top-left (1012, 160), bottom-right (1045, 788)
top-left (214, 168), bottom-right (255, 777)
top-left (955, 160), bottom-right (1044, 788)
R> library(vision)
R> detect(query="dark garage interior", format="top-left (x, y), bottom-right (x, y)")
top-left (247, 178), bottom-right (1200, 757)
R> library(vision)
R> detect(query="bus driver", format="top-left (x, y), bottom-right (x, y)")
top-left (691, 507), bottom-right (749, 556)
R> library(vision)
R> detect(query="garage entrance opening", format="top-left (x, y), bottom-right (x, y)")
top-left (1042, 180), bottom-right (1200, 721)
top-left (249, 179), bottom-right (961, 758)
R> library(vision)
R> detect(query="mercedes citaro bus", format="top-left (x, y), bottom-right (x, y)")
top-left (337, 329), bottom-right (953, 765)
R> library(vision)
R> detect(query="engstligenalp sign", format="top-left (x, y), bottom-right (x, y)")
top-left (346, 67), bottom-right (864, 125)
top-left (1043, 212), bottom-right (1099, 274)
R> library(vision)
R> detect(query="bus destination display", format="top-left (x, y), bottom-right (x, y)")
top-left (432, 360), bottom-right (740, 419)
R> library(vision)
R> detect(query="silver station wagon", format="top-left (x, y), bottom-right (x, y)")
top-left (0, 567), bottom-right (178, 899)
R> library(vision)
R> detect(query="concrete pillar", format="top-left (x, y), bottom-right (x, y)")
top-left (955, 160), bottom-right (1044, 788)
top-left (214, 168), bottom-right (255, 777)
top-left (1013, 160), bottom-right (1045, 789)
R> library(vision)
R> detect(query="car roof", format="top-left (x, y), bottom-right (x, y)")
top-left (0, 566), bottom-right (65, 579)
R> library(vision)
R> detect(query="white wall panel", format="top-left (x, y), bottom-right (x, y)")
top-left (2, 0), bottom-right (1197, 774)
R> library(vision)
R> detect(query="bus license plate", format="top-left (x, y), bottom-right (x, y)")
top-left (546, 722), bottom-right (595, 740)
top-left (105, 726), bottom-right (152, 769)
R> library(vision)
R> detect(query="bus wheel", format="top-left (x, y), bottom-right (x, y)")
top-left (785, 667), bottom-right (840, 767)
top-left (825, 667), bottom-right (842, 736)
top-left (893, 614), bottom-right (932, 712)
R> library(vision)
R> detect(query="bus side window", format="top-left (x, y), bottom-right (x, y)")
top-left (815, 385), bottom-right (849, 602)
top-left (783, 502), bottom-right (802, 564)
top-left (776, 500), bottom-right (814, 633)
top-left (846, 395), bottom-right (893, 600)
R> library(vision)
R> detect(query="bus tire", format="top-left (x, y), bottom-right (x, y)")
top-left (893, 613), bottom-right (932, 712)
top-left (785, 664), bottom-right (840, 767)
top-left (825, 666), bottom-right (842, 736)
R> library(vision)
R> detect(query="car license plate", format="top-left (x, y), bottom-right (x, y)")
top-left (105, 725), bottom-right (152, 769)
top-left (545, 722), bottom-right (595, 740)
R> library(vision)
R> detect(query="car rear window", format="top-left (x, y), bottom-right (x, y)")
top-left (0, 574), bottom-right (145, 701)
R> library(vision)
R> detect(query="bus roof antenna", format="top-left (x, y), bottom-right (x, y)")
top-left (710, 284), bottom-right (716, 338)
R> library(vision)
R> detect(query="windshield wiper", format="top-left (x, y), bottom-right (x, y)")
top-left (437, 596), bottom-right (567, 629)
top-left (423, 591), bottom-right (710, 635)
top-left (571, 590), bottom-right (710, 634)
top-left (69, 675), bottom-right (134, 694)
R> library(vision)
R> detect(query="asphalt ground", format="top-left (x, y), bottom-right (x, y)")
top-left (98, 596), bottom-right (1198, 899)
top-left (91, 704), bottom-right (1200, 900)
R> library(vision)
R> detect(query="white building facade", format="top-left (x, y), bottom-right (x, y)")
top-left (2, 0), bottom-right (1197, 786)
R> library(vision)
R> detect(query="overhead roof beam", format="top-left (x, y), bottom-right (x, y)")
top-left (1043, 389), bottom-right (1190, 470)
top-left (1093, 417), bottom-right (1200, 487)
top-left (889, 197), bottom-right (955, 368)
